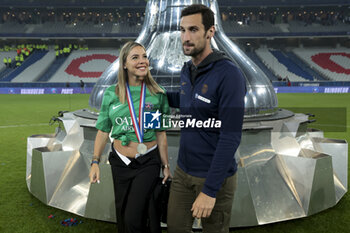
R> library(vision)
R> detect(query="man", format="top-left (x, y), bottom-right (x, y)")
top-left (3, 57), bottom-right (8, 67)
top-left (166, 4), bottom-right (246, 233)
top-left (80, 80), bottom-right (86, 94)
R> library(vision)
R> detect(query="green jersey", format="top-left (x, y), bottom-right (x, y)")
top-left (96, 84), bottom-right (170, 143)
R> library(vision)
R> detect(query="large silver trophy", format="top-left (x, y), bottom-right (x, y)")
top-left (27, 0), bottom-right (347, 228)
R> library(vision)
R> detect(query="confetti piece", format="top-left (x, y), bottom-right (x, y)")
top-left (60, 218), bottom-right (82, 227)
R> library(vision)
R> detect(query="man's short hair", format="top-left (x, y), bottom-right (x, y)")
top-left (181, 4), bottom-right (214, 31)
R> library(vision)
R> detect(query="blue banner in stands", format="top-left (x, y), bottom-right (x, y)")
top-left (0, 86), bottom-right (349, 94)
top-left (0, 87), bottom-right (92, 94)
top-left (273, 86), bottom-right (350, 93)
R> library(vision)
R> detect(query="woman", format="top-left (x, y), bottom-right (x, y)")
top-left (89, 41), bottom-right (171, 233)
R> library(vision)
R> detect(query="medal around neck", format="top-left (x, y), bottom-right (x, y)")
top-left (126, 82), bottom-right (147, 154)
top-left (137, 143), bottom-right (147, 154)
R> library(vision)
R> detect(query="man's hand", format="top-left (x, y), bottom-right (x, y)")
top-left (191, 192), bottom-right (216, 218)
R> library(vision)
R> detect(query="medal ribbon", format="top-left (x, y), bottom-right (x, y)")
top-left (126, 81), bottom-right (146, 143)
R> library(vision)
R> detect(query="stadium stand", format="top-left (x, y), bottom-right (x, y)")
top-left (48, 49), bottom-right (118, 83)
top-left (285, 51), bottom-right (327, 81)
top-left (217, 0), bottom-right (349, 7)
top-left (0, 0), bottom-right (348, 7)
top-left (0, 0), bottom-right (147, 7)
top-left (0, 1), bottom-right (348, 88)
top-left (0, 51), bottom-right (16, 72)
top-left (255, 48), bottom-right (307, 81)
top-left (29, 22), bottom-right (115, 34)
top-left (0, 6), bottom-right (348, 37)
top-left (1, 50), bottom-right (47, 82)
top-left (269, 50), bottom-right (314, 81)
top-left (288, 21), bottom-right (350, 33)
top-left (293, 48), bottom-right (350, 81)
top-left (11, 50), bottom-right (55, 82)
top-left (37, 56), bottom-right (67, 82)
top-left (222, 20), bottom-right (283, 34)
top-left (220, 5), bottom-right (350, 37)
top-left (245, 51), bottom-right (278, 81)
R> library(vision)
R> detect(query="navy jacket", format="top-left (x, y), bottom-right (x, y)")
top-left (167, 50), bottom-right (246, 197)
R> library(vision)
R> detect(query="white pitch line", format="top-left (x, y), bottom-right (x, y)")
top-left (0, 123), bottom-right (49, 129)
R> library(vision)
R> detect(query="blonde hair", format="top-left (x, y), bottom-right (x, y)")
top-left (116, 41), bottom-right (164, 103)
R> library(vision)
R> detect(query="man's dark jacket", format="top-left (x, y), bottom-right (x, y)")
top-left (167, 50), bottom-right (246, 198)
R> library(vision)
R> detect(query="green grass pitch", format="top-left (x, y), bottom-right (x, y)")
top-left (0, 93), bottom-right (349, 233)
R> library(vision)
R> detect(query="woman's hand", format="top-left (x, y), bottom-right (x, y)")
top-left (90, 130), bottom-right (109, 183)
top-left (156, 131), bottom-right (172, 184)
top-left (89, 164), bottom-right (100, 183)
top-left (162, 166), bottom-right (172, 184)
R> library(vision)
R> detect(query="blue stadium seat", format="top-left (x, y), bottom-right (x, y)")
top-left (37, 56), bottom-right (67, 82)
top-left (285, 51), bottom-right (327, 81)
top-left (1, 50), bottom-right (48, 82)
top-left (246, 51), bottom-right (278, 81)
top-left (270, 50), bottom-right (314, 81)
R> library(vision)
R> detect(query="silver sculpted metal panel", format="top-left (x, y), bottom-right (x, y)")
top-left (26, 110), bottom-right (348, 227)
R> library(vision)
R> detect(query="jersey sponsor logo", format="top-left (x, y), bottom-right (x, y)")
top-left (115, 116), bottom-right (134, 132)
top-left (115, 117), bottom-right (132, 125)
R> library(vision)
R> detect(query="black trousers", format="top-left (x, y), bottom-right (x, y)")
top-left (109, 146), bottom-right (161, 233)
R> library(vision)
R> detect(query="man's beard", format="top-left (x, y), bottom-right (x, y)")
top-left (182, 42), bottom-right (205, 57)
